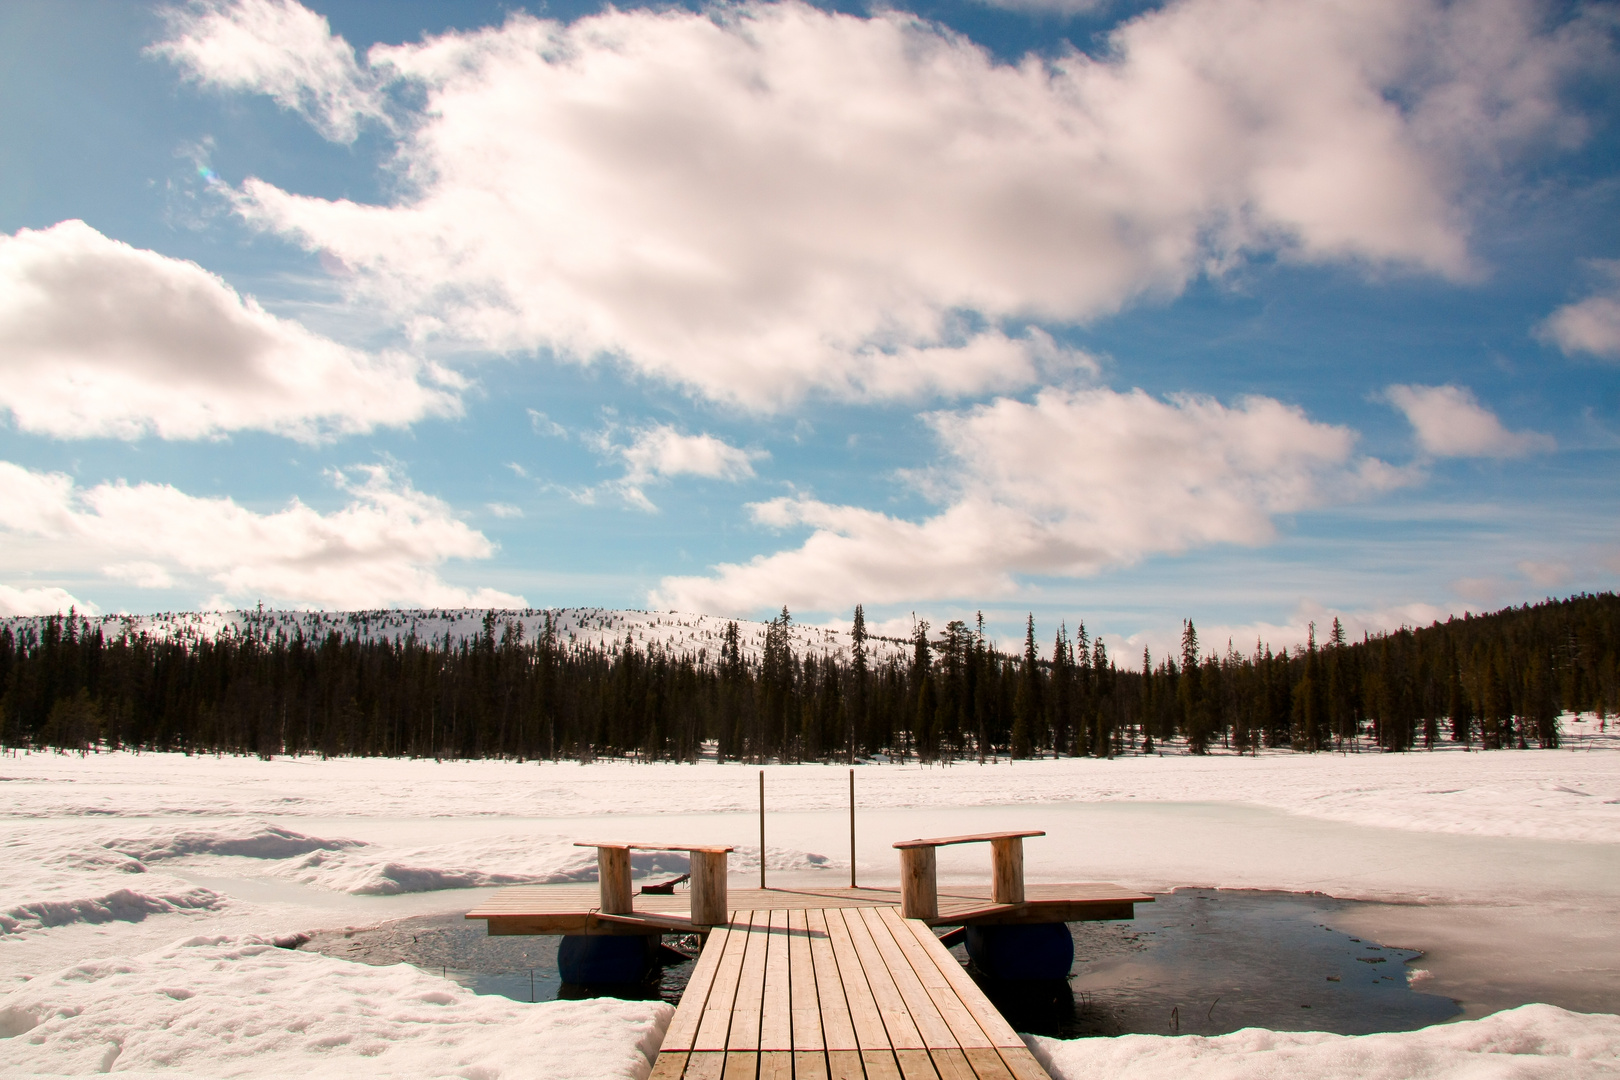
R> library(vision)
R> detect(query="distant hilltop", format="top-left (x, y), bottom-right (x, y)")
top-left (0, 607), bottom-right (913, 666)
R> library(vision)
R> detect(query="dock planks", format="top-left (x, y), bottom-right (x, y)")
top-left (655, 907), bottom-right (1054, 1080)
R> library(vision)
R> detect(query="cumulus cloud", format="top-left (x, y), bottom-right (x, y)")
top-left (1517, 559), bottom-right (1570, 588)
top-left (157, 0), bottom-right (1602, 409)
top-left (1450, 575), bottom-right (1507, 607)
top-left (0, 461), bottom-right (521, 609)
top-left (1539, 261), bottom-right (1620, 360)
top-left (620, 426), bottom-right (761, 485)
top-left (1119, 596), bottom-right (1461, 670)
top-left (0, 584), bottom-right (92, 618)
top-left (0, 221), bottom-right (460, 441)
top-left (974, 0), bottom-right (1111, 13)
top-left (1453, 551), bottom-right (1608, 606)
top-left (151, 0), bottom-right (387, 142)
top-left (586, 423), bottom-right (763, 511)
top-left (1385, 383), bottom-right (1554, 458)
top-left (653, 388), bottom-right (1406, 614)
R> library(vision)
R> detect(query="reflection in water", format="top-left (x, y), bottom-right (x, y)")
top-left (964, 888), bottom-right (1460, 1038)
top-left (300, 914), bottom-right (698, 1006)
top-left (307, 889), bottom-right (1459, 1037)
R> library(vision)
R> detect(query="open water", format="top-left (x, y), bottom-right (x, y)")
top-left (304, 886), bottom-right (1461, 1038)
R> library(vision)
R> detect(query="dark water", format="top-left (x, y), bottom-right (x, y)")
top-left (967, 888), bottom-right (1461, 1038)
top-left (304, 888), bottom-right (1460, 1037)
top-left (299, 914), bottom-right (701, 1006)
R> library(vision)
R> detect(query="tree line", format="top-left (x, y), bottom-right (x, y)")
top-left (3, 593), bottom-right (1617, 761)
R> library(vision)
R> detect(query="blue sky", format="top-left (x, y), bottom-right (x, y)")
top-left (1, 0), bottom-right (1618, 658)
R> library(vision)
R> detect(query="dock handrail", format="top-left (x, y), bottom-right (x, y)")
top-left (891, 829), bottom-right (1046, 920)
top-left (574, 841), bottom-right (736, 926)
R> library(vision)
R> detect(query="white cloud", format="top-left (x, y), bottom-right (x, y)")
top-left (152, 0), bottom-right (386, 142)
top-left (0, 461), bottom-right (521, 610)
top-left (619, 426), bottom-right (761, 485)
top-left (1517, 559), bottom-right (1570, 588)
top-left (1117, 596), bottom-right (1460, 670)
top-left (158, 0), bottom-right (1602, 409)
top-left (527, 410), bottom-right (569, 439)
top-left (105, 562), bottom-right (178, 589)
top-left (1385, 383), bottom-right (1554, 458)
top-left (0, 584), bottom-right (93, 618)
top-left (974, 0), bottom-right (1110, 13)
top-left (0, 221), bottom-right (461, 441)
top-left (1450, 575), bottom-right (1506, 607)
top-left (653, 387), bottom-right (1406, 614)
top-left (486, 502), bottom-right (524, 519)
top-left (587, 424), bottom-right (764, 511)
top-left (1540, 261), bottom-right (1620, 360)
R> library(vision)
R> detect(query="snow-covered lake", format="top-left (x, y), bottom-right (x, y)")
top-left (3, 730), bottom-right (1618, 1078)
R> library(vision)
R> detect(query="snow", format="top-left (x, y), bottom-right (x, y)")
top-left (5, 737), bottom-right (1617, 844)
top-left (1, 816), bottom-right (828, 953)
top-left (0, 934), bottom-right (668, 1079)
top-left (1029, 1004), bottom-right (1620, 1079)
top-left (3, 745), bottom-right (1617, 1078)
top-left (1, 874), bottom-right (224, 936)
top-left (0, 606), bottom-right (913, 665)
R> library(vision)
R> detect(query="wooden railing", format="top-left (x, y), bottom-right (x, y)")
top-left (574, 842), bottom-right (736, 926)
top-left (891, 830), bottom-right (1046, 920)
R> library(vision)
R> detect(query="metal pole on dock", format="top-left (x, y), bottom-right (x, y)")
top-left (849, 767), bottom-right (856, 889)
top-left (758, 769), bottom-right (766, 889)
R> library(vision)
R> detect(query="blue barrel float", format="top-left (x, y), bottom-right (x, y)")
top-left (964, 922), bottom-right (1074, 981)
top-left (557, 934), bottom-right (659, 985)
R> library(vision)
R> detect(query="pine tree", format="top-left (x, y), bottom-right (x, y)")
top-left (1012, 615), bottom-right (1040, 758)
top-left (1091, 636), bottom-right (1113, 756)
top-left (1138, 646), bottom-right (1155, 754)
top-left (1445, 636), bottom-right (1474, 746)
top-left (1180, 620), bottom-right (1210, 752)
top-left (1050, 624), bottom-right (1072, 756)
top-left (1527, 650), bottom-right (1558, 748)
top-left (1291, 622), bottom-right (1327, 752)
top-left (907, 619), bottom-right (931, 762)
top-left (849, 605), bottom-right (868, 761)
top-left (973, 613), bottom-right (993, 761)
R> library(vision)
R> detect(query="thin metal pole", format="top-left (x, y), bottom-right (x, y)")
top-left (849, 767), bottom-right (856, 889)
top-left (759, 769), bottom-right (766, 890)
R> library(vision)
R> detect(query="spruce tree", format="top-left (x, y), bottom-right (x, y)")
top-left (1180, 620), bottom-right (1209, 752)
top-left (849, 605), bottom-right (868, 761)
top-left (1138, 647), bottom-right (1155, 753)
top-left (1050, 624), bottom-right (1072, 756)
top-left (1091, 636), bottom-right (1112, 756)
top-left (1011, 615), bottom-right (1040, 758)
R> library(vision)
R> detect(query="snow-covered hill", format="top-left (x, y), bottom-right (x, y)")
top-left (0, 607), bottom-right (913, 665)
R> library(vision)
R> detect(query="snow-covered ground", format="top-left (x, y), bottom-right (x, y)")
top-left (3, 738), bottom-right (1618, 1078)
top-left (1028, 1004), bottom-right (1620, 1079)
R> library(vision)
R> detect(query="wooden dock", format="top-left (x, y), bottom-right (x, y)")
top-left (465, 831), bottom-right (1152, 1079)
top-left (468, 882), bottom-right (1150, 936)
top-left (650, 906), bottom-right (1052, 1080)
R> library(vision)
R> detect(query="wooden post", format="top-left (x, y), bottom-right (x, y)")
top-left (597, 846), bottom-right (633, 914)
top-left (848, 768), bottom-right (856, 890)
top-left (990, 835), bottom-right (1025, 905)
top-left (689, 849), bottom-right (728, 926)
top-left (758, 769), bottom-right (766, 890)
top-left (899, 846), bottom-right (937, 920)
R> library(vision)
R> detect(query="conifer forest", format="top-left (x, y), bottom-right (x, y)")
top-left (3, 594), bottom-right (1618, 762)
